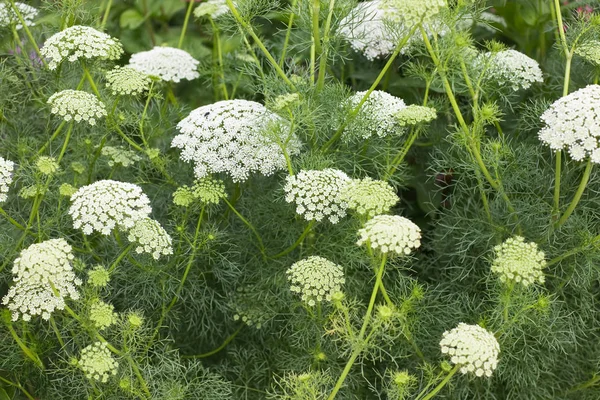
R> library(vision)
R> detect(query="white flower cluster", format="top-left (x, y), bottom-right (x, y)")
top-left (344, 90), bottom-right (407, 140)
top-left (0, 156), bottom-right (15, 203)
top-left (194, 0), bottom-right (229, 19)
top-left (381, 0), bottom-right (446, 27)
top-left (128, 46), bottom-right (199, 83)
top-left (440, 323), bottom-right (500, 377)
top-left (396, 105), bottom-right (437, 126)
top-left (105, 66), bottom-right (151, 96)
top-left (41, 25), bottom-right (123, 70)
top-left (191, 177), bottom-right (227, 204)
top-left (0, 2), bottom-right (38, 29)
top-left (172, 100), bottom-right (301, 182)
top-left (48, 90), bottom-right (107, 126)
top-left (69, 180), bottom-right (152, 235)
top-left (284, 169), bottom-right (350, 224)
top-left (286, 256), bottom-right (345, 306)
top-left (342, 177), bottom-right (399, 218)
top-left (478, 50), bottom-right (543, 91)
top-left (576, 40), bottom-right (600, 67)
top-left (78, 342), bottom-right (118, 383)
top-left (491, 236), bottom-right (546, 286)
top-left (101, 146), bottom-right (141, 168)
top-left (89, 300), bottom-right (118, 330)
top-left (538, 85), bottom-right (600, 163)
top-left (2, 239), bottom-right (81, 322)
top-left (357, 215), bottom-right (421, 255)
top-left (126, 218), bottom-right (173, 260)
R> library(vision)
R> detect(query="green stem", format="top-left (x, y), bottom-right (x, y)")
top-left (0, 207), bottom-right (26, 231)
top-left (139, 81), bottom-right (154, 147)
top-left (417, 365), bottom-right (460, 400)
top-left (223, 198), bottom-right (266, 259)
top-left (100, 0), bottom-right (113, 29)
top-left (311, 0), bottom-right (322, 83)
top-left (210, 19), bottom-right (229, 100)
top-left (502, 283), bottom-right (514, 324)
top-left (3, 317), bottom-right (44, 370)
top-left (108, 243), bottom-right (134, 273)
top-left (82, 64), bottom-right (101, 98)
top-left (316, 0), bottom-right (336, 91)
top-left (50, 316), bottom-right (65, 347)
top-left (178, 0), bottom-right (196, 49)
top-left (555, 159), bottom-right (593, 228)
top-left (182, 324), bottom-right (244, 358)
top-left (271, 221), bottom-right (315, 259)
top-left (279, 0), bottom-right (298, 66)
top-left (225, 0), bottom-right (297, 91)
top-left (56, 122), bottom-right (74, 163)
top-left (328, 254), bottom-right (387, 400)
top-left (0, 375), bottom-right (35, 400)
top-left (37, 121), bottom-right (66, 156)
top-left (9, 0), bottom-right (46, 68)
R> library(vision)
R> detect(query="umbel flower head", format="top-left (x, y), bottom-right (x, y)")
top-left (172, 99), bottom-right (301, 182)
top-left (575, 40), bottom-right (600, 67)
top-left (69, 180), bottom-right (152, 235)
top-left (0, 2), bottom-right (38, 30)
top-left (357, 215), bottom-right (421, 255)
top-left (286, 256), bottom-right (345, 306)
top-left (342, 177), bottom-right (399, 218)
top-left (396, 105), bottom-right (437, 126)
top-left (381, 0), bottom-right (446, 27)
top-left (36, 156), bottom-right (59, 176)
top-left (128, 46), bottom-right (199, 83)
top-left (284, 169), bottom-right (350, 224)
top-left (0, 156), bottom-right (15, 203)
top-left (538, 85), bottom-right (600, 163)
top-left (89, 300), bottom-right (118, 330)
top-left (491, 236), bottom-right (546, 286)
top-left (105, 66), bottom-right (151, 96)
top-left (101, 146), bottom-right (141, 168)
top-left (78, 342), bottom-right (118, 383)
top-left (344, 90), bottom-right (407, 140)
top-left (48, 90), bottom-right (107, 126)
top-left (126, 218), bottom-right (173, 260)
top-left (194, 0), bottom-right (229, 19)
top-left (88, 265), bottom-right (110, 288)
top-left (2, 239), bottom-right (81, 321)
top-left (477, 49), bottom-right (543, 91)
top-left (40, 25), bottom-right (123, 70)
top-left (440, 323), bottom-right (500, 377)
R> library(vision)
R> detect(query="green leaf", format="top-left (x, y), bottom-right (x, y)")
top-left (120, 8), bottom-right (145, 30)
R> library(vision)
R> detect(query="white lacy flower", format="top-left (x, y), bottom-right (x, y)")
top-left (89, 300), bottom-right (117, 330)
top-left (286, 256), bottom-right (345, 306)
top-left (440, 323), bottom-right (500, 377)
top-left (105, 66), bottom-right (151, 96)
top-left (69, 180), bottom-right (152, 235)
top-left (191, 177), bottom-right (227, 204)
top-left (48, 90), bottom-right (107, 126)
top-left (127, 218), bottom-right (173, 260)
top-left (2, 239), bottom-right (81, 322)
top-left (342, 177), bottom-right (399, 218)
top-left (357, 215), bottom-right (421, 255)
top-left (284, 169), bottom-right (350, 224)
top-left (478, 49), bottom-right (543, 91)
top-left (491, 236), bottom-right (546, 286)
top-left (344, 90), bottom-right (407, 140)
top-left (0, 2), bottom-right (38, 29)
top-left (78, 342), bottom-right (118, 383)
top-left (172, 100), bottom-right (301, 182)
top-left (101, 146), bottom-right (141, 168)
top-left (538, 85), bottom-right (600, 163)
top-left (0, 156), bottom-right (15, 203)
top-left (194, 0), bottom-right (229, 19)
top-left (128, 46), bottom-right (199, 83)
top-left (41, 25), bottom-right (123, 70)
top-left (381, 0), bottom-right (447, 27)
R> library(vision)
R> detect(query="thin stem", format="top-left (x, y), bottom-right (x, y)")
top-left (225, 0), bottom-right (297, 91)
top-left (182, 324), bottom-right (244, 358)
top-left (502, 283), bottom-right (514, 324)
top-left (37, 121), bottom-right (66, 156)
top-left (82, 64), bottom-right (101, 98)
top-left (316, 0), bottom-right (336, 91)
top-left (271, 221), bottom-right (315, 259)
top-left (311, 0), bottom-right (322, 83)
top-left (9, 0), bottom-right (46, 68)
top-left (0, 375), bottom-right (35, 400)
top-left (210, 18), bottom-right (229, 100)
top-left (50, 316), bottom-right (65, 347)
top-left (108, 243), bottom-right (134, 273)
top-left (223, 198), bottom-right (266, 259)
top-left (279, 0), bottom-right (298, 66)
top-left (56, 122), bottom-right (74, 163)
top-left (178, 0), bottom-right (196, 49)
top-left (100, 0), bottom-right (113, 29)
top-left (555, 159), bottom-right (593, 228)
top-left (0, 207), bottom-right (26, 231)
top-left (321, 24), bottom-right (419, 152)
top-left (328, 254), bottom-right (387, 400)
top-left (3, 317), bottom-right (44, 370)
top-left (416, 365), bottom-right (460, 400)
top-left (139, 81), bottom-right (155, 147)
